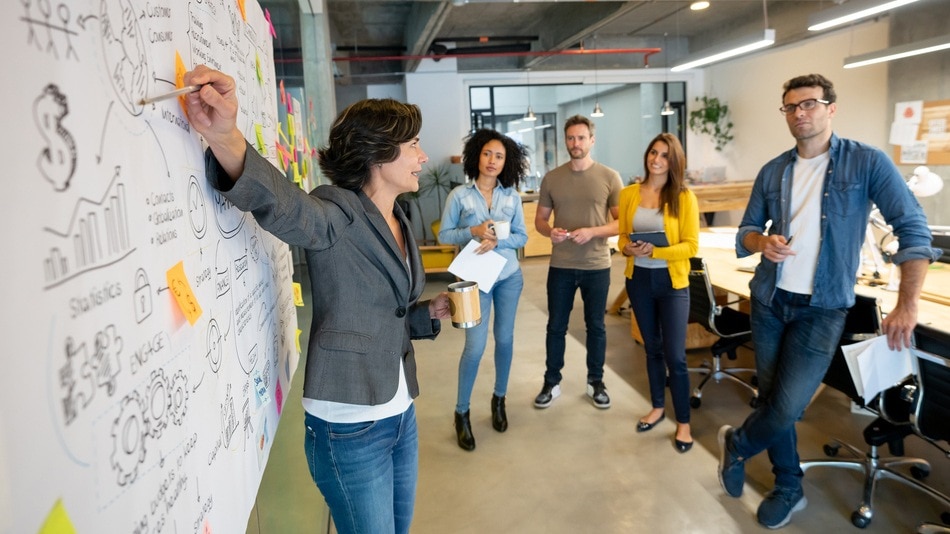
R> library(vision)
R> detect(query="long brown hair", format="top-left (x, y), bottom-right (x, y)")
top-left (642, 133), bottom-right (687, 218)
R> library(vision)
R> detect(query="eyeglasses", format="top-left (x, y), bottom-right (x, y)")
top-left (779, 98), bottom-right (830, 115)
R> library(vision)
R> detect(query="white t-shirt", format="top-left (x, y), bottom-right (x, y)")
top-left (777, 151), bottom-right (830, 295)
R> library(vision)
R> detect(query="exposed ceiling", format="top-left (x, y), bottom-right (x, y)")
top-left (263, 1), bottom-right (886, 85)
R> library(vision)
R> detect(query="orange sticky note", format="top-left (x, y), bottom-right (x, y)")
top-left (293, 282), bottom-right (304, 306)
top-left (175, 52), bottom-right (189, 118)
top-left (40, 499), bottom-right (77, 534)
top-left (167, 261), bottom-right (202, 325)
top-left (237, 0), bottom-right (247, 21)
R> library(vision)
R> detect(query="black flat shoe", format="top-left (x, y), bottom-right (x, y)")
top-left (675, 439), bottom-right (694, 453)
top-left (491, 394), bottom-right (508, 433)
top-left (636, 412), bottom-right (665, 433)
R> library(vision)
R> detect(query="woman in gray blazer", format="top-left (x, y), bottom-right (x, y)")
top-left (183, 65), bottom-right (451, 534)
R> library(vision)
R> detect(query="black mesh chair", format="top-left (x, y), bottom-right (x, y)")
top-left (909, 325), bottom-right (950, 533)
top-left (686, 257), bottom-right (757, 408)
top-left (801, 300), bottom-right (950, 529)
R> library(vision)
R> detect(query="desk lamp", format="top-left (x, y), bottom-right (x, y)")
top-left (865, 166), bottom-right (944, 290)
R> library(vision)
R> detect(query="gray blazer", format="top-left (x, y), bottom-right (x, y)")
top-left (206, 144), bottom-right (440, 405)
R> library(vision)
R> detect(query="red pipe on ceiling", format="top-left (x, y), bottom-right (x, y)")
top-left (333, 47), bottom-right (662, 66)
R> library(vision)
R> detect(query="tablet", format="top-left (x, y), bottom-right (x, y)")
top-left (628, 231), bottom-right (669, 247)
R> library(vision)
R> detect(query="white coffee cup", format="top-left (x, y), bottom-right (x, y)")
top-left (491, 221), bottom-right (511, 240)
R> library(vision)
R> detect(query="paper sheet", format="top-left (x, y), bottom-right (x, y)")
top-left (840, 335), bottom-right (913, 401)
top-left (448, 241), bottom-right (508, 292)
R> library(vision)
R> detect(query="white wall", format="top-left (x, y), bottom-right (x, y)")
top-left (699, 20), bottom-right (889, 225)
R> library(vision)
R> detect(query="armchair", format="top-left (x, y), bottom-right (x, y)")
top-left (419, 220), bottom-right (458, 274)
top-left (686, 257), bottom-right (757, 408)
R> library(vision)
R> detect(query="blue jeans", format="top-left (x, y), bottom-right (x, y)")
top-left (456, 270), bottom-right (524, 413)
top-left (626, 268), bottom-right (691, 424)
top-left (304, 405), bottom-right (419, 534)
top-left (544, 267), bottom-right (611, 385)
top-left (731, 289), bottom-right (847, 490)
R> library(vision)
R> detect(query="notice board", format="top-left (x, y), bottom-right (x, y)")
top-left (0, 1), bottom-right (299, 532)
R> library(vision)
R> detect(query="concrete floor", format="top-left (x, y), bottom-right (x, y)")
top-left (249, 252), bottom-right (949, 533)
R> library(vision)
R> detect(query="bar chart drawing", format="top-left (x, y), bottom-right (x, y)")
top-left (43, 171), bottom-right (135, 289)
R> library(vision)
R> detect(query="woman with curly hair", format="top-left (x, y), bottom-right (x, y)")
top-left (439, 129), bottom-right (529, 451)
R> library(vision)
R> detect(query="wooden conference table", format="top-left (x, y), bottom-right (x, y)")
top-left (698, 228), bottom-right (950, 331)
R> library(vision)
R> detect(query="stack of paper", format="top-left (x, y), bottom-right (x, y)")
top-left (448, 241), bottom-right (508, 292)
top-left (840, 335), bottom-right (913, 401)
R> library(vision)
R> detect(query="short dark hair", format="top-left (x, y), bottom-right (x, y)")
top-left (461, 129), bottom-right (529, 189)
top-left (782, 74), bottom-right (837, 104)
top-left (564, 114), bottom-right (595, 136)
top-left (317, 99), bottom-right (422, 191)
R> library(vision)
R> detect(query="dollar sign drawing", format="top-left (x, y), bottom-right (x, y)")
top-left (34, 84), bottom-right (77, 191)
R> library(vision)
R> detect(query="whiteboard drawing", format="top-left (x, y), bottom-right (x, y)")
top-left (2, 0), bottom-right (298, 532)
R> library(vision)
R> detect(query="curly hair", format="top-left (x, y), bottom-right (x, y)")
top-left (642, 133), bottom-right (687, 218)
top-left (317, 99), bottom-right (422, 191)
top-left (461, 129), bottom-right (529, 189)
top-left (782, 74), bottom-right (837, 104)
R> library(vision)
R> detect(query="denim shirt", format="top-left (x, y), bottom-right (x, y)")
top-left (439, 181), bottom-right (528, 281)
top-left (737, 133), bottom-right (938, 309)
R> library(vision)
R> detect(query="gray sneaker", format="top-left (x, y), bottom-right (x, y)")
top-left (534, 383), bottom-right (561, 408)
top-left (586, 380), bottom-right (611, 409)
top-left (756, 487), bottom-right (807, 529)
top-left (717, 425), bottom-right (745, 497)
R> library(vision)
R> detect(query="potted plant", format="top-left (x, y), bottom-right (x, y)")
top-left (688, 96), bottom-right (734, 151)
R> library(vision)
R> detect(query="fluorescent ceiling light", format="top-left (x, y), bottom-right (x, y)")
top-left (808, 0), bottom-right (919, 32)
top-left (844, 34), bottom-right (950, 68)
top-left (690, 1), bottom-right (710, 10)
top-left (671, 29), bottom-right (775, 72)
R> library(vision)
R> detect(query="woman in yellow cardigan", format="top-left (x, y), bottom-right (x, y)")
top-left (618, 133), bottom-right (699, 453)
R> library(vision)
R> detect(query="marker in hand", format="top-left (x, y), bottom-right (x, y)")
top-left (139, 84), bottom-right (204, 105)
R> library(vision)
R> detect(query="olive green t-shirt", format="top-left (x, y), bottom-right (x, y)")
top-left (538, 161), bottom-right (622, 270)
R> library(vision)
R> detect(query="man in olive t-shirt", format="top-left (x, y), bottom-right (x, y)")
top-left (533, 115), bottom-right (622, 410)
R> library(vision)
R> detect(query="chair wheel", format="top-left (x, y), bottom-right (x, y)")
top-left (749, 396), bottom-right (761, 408)
top-left (750, 375), bottom-right (758, 387)
top-left (941, 511), bottom-right (950, 524)
top-left (690, 396), bottom-right (702, 409)
top-left (823, 444), bottom-right (840, 457)
top-left (910, 465), bottom-right (930, 480)
top-left (851, 511), bottom-right (870, 528)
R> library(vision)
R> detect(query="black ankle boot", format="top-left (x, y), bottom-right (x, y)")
top-left (455, 411), bottom-right (475, 451)
top-left (491, 394), bottom-right (508, 433)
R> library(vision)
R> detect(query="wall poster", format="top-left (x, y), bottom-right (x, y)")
top-left (0, 1), bottom-right (299, 532)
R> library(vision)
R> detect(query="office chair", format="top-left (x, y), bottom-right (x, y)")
top-left (801, 300), bottom-right (950, 529)
top-left (909, 324), bottom-right (950, 533)
top-left (686, 257), bottom-right (757, 408)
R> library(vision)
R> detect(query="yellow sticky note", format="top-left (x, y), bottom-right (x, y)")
top-left (167, 261), bottom-right (202, 325)
top-left (40, 499), bottom-right (77, 534)
top-left (175, 52), bottom-right (189, 117)
top-left (255, 53), bottom-right (263, 84)
top-left (296, 328), bottom-right (302, 353)
top-left (292, 161), bottom-right (301, 184)
top-left (237, 0), bottom-right (247, 21)
top-left (287, 115), bottom-right (296, 148)
top-left (255, 124), bottom-right (266, 155)
top-left (293, 282), bottom-right (304, 306)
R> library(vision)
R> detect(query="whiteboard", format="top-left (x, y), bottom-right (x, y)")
top-left (0, 1), bottom-right (298, 532)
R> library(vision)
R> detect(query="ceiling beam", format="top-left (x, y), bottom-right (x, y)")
top-left (404, 1), bottom-right (453, 73)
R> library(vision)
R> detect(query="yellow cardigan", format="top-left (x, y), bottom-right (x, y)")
top-left (618, 184), bottom-right (700, 289)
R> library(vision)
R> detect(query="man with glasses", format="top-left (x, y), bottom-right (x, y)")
top-left (717, 74), bottom-right (939, 529)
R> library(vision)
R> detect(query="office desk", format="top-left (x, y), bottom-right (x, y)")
top-left (691, 181), bottom-right (754, 225)
top-left (698, 229), bottom-right (950, 330)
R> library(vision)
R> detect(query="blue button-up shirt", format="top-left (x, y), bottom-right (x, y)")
top-left (737, 133), bottom-right (938, 309)
top-left (439, 181), bottom-right (528, 282)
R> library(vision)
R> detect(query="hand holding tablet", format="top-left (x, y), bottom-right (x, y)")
top-left (628, 231), bottom-right (669, 247)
